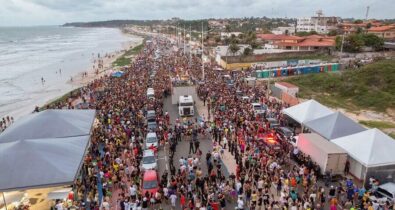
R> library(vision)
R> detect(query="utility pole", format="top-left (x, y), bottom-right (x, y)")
top-left (201, 21), bottom-right (205, 80)
top-left (183, 25), bottom-right (186, 55)
top-left (340, 33), bottom-right (345, 58)
top-left (189, 25), bottom-right (192, 67)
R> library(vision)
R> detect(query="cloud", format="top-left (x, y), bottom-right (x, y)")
top-left (0, 0), bottom-right (394, 26)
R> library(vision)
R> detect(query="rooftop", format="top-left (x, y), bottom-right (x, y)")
top-left (368, 25), bottom-right (395, 32)
top-left (257, 34), bottom-right (304, 41)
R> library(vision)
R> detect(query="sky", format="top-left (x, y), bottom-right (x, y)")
top-left (0, 0), bottom-right (394, 26)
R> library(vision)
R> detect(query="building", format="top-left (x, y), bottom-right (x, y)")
top-left (368, 25), bottom-right (395, 40)
top-left (297, 10), bottom-right (340, 34)
top-left (271, 26), bottom-right (296, 35)
top-left (339, 21), bottom-right (382, 34)
top-left (220, 32), bottom-right (243, 40)
top-left (257, 34), bottom-right (336, 51)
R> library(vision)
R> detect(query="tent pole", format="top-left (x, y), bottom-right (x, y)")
top-left (2, 192), bottom-right (7, 210)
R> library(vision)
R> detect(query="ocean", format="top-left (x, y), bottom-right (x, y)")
top-left (0, 26), bottom-right (140, 119)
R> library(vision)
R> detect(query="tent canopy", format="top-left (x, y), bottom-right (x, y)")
top-left (0, 136), bottom-right (89, 192)
top-left (0, 109), bottom-right (95, 143)
top-left (282, 99), bottom-right (333, 124)
top-left (332, 128), bottom-right (395, 167)
top-left (304, 112), bottom-right (366, 140)
top-left (299, 133), bottom-right (347, 154)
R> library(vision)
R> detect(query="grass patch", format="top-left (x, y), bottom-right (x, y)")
top-left (359, 120), bottom-right (395, 129)
top-left (113, 41), bottom-right (145, 67)
top-left (285, 59), bottom-right (395, 113)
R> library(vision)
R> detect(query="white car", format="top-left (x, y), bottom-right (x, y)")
top-left (145, 132), bottom-right (158, 149)
top-left (141, 150), bottom-right (157, 171)
top-left (251, 103), bottom-right (267, 115)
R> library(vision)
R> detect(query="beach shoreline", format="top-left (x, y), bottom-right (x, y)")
top-left (1, 28), bottom-right (144, 120)
top-left (44, 32), bottom-right (144, 107)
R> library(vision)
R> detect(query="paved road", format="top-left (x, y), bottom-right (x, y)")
top-left (156, 86), bottom-right (236, 209)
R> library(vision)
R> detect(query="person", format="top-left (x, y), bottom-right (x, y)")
top-left (170, 193), bottom-right (177, 209)
top-left (237, 196), bottom-right (244, 210)
top-left (55, 200), bottom-right (64, 210)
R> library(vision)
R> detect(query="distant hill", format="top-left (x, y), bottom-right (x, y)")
top-left (62, 20), bottom-right (163, 27)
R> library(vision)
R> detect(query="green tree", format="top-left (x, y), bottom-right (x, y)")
top-left (354, 19), bottom-right (363, 24)
top-left (356, 27), bottom-right (364, 34)
top-left (215, 36), bottom-right (221, 43)
top-left (243, 47), bottom-right (253, 56)
top-left (345, 34), bottom-right (365, 52)
top-left (328, 30), bottom-right (338, 36)
top-left (363, 33), bottom-right (384, 50)
top-left (225, 25), bottom-right (231, 32)
top-left (366, 22), bottom-right (372, 29)
top-left (229, 43), bottom-right (240, 55)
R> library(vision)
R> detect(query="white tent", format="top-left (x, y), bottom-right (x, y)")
top-left (0, 136), bottom-right (89, 192)
top-left (304, 112), bottom-right (366, 140)
top-left (282, 99), bottom-right (334, 124)
top-left (332, 128), bottom-right (395, 182)
top-left (0, 109), bottom-right (95, 192)
top-left (0, 109), bottom-right (95, 143)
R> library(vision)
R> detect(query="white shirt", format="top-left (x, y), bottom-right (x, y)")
top-left (102, 201), bottom-right (110, 210)
top-left (129, 186), bottom-right (137, 196)
top-left (55, 203), bottom-right (64, 210)
top-left (237, 199), bottom-right (244, 208)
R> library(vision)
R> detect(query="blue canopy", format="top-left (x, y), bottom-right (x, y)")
top-left (111, 71), bottom-right (125, 77)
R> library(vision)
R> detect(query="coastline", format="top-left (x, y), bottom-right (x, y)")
top-left (1, 28), bottom-right (144, 120)
top-left (42, 31), bottom-right (144, 109)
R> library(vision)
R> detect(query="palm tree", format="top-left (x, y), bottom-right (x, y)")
top-left (229, 43), bottom-right (240, 55)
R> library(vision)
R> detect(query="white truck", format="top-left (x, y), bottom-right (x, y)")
top-left (179, 95), bottom-right (194, 116)
top-left (297, 133), bottom-right (348, 175)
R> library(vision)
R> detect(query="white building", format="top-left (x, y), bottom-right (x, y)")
top-left (220, 32), bottom-right (243, 40)
top-left (271, 26), bottom-right (296, 35)
top-left (296, 10), bottom-right (340, 34)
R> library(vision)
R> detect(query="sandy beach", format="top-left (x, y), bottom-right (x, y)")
top-left (66, 36), bottom-right (143, 87)
top-left (0, 28), bottom-right (144, 120)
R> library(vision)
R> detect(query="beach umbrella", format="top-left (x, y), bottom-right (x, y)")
top-left (111, 71), bottom-right (124, 78)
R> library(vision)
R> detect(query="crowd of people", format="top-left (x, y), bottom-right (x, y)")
top-left (0, 116), bottom-right (14, 133)
top-left (12, 35), bottom-right (392, 210)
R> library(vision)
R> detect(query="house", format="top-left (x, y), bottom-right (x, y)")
top-left (339, 21), bottom-right (383, 34)
top-left (368, 25), bottom-right (395, 40)
top-left (271, 26), bottom-right (296, 35)
top-left (220, 32), bottom-right (243, 40)
top-left (296, 10), bottom-right (340, 34)
top-left (257, 34), bottom-right (335, 51)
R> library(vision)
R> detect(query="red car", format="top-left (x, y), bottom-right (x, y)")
top-left (256, 132), bottom-right (281, 150)
top-left (141, 170), bottom-right (159, 196)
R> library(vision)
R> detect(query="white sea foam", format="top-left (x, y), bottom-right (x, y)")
top-left (0, 26), bottom-right (138, 119)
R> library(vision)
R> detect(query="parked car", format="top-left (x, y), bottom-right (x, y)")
top-left (276, 126), bottom-right (294, 140)
top-left (251, 103), bottom-right (267, 116)
top-left (141, 150), bottom-right (157, 171)
top-left (141, 170), bottom-right (159, 196)
top-left (267, 118), bottom-right (280, 128)
top-left (370, 182), bottom-right (395, 204)
top-left (145, 132), bottom-right (158, 149)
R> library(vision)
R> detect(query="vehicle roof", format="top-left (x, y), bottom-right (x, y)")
top-left (143, 149), bottom-right (155, 156)
top-left (143, 170), bottom-right (157, 180)
top-left (252, 103), bottom-right (262, 106)
top-left (147, 110), bottom-right (155, 114)
top-left (279, 127), bottom-right (293, 132)
top-left (379, 182), bottom-right (395, 194)
top-left (147, 132), bottom-right (157, 138)
top-left (179, 95), bottom-right (193, 102)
